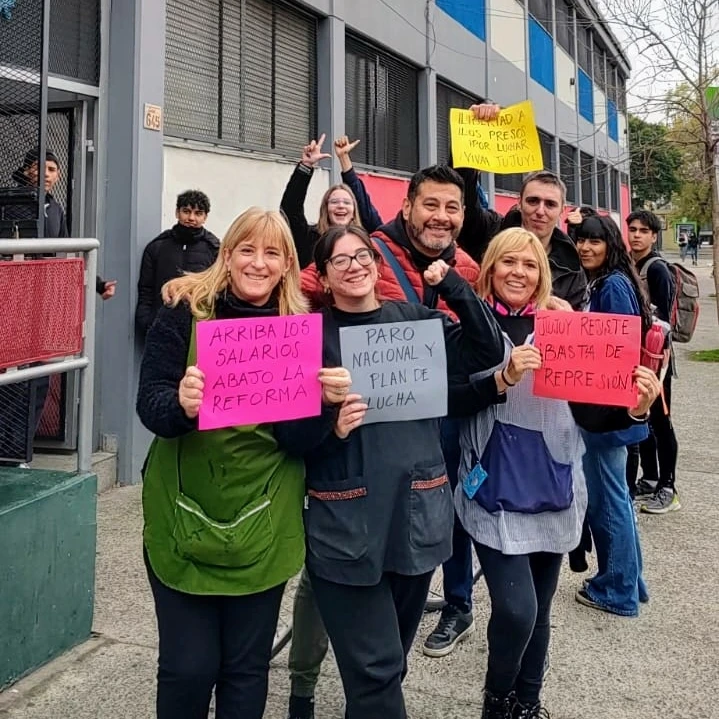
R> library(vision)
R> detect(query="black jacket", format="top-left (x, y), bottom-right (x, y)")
top-left (135, 224), bottom-right (220, 339)
top-left (636, 250), bottom-right (675, 324)
top-left (450, 170), bottom-right (587, 309)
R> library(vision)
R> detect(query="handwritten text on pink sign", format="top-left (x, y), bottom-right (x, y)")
top-left (196, 314), bottom-right (323, 430)
top-left (533, 310), bottom-right (641, 406)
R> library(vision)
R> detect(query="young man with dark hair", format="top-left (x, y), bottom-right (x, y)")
top-left (135, 189), bottom-right (219, 339)
top-left (626, 209), bottom-right (680, 513)
top-left (456, 147), bottom-right (587, 310)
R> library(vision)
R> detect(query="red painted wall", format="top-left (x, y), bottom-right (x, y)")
top-left (620, 184), bottom-right (631, 243)
top-left (356, 172), bottom-right (409, 222)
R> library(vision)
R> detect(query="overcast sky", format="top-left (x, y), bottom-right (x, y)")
top-left (598, 0), bottom-right (719, 121)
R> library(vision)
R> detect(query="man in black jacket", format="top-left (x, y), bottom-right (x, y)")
top-left (457, 166), bottom-right (587, 310)
top-left (135, 189), bottom-right (220, 339)
top-left (627, 209), bottom-right (680, 514)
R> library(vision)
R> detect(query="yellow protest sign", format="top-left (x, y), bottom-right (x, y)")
top-left (450, 101), bottom-right (544, 174)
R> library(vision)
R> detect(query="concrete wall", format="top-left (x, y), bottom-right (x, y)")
top-left (162, 145), bottom-right (330, 239)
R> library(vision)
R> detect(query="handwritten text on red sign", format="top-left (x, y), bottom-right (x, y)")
top-left (533, 310), bottom-right (641, 407)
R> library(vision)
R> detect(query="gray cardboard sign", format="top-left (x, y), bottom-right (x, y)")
top-left (339, 318), bottom-right (447, 424)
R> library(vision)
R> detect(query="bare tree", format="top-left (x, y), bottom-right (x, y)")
top-left (601, 0), bottom-right (719, 318)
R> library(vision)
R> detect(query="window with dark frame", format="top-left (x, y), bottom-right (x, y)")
top-left (610, 167), bottom-right (620, 210)
top-left (555, 0), bottom-right (574, 57)
top-left (345, 34), bottom-right (419, 173)
top-left (593, 41), bottom-right (606, 91)
top-left (436, 80), bottom-right (481, 166)
top-left (559, 140), bottom-right (577, 204)
top-left (607, 63), bottom-right (618, 104)
top-left (528, 0), bottom-right (553, 35)
top-left (577, 19), bottom-right (592, 75)
top-left (596, 160), bottom-right (608, 208)
top-left (581, 151), bottom-right (595, 205)
top-left (538, 129), bottom-right (556, 172)
top-left (617, 73), bottom-right (627, 112)
top-left (164, 0), bottom-right (318, 156)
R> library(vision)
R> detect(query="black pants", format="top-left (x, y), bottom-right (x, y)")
top-left (145, 552), bottom-right (285, 719)
top-left (474, 544), bottom-right (562, 704)
top-left (627, 374), bottom-right (678, 493)
top-left (309, 569), bottom-right (433, 719)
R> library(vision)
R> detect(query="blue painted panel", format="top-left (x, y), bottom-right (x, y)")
top-left (528, 18), bottom-right (554, 93)
top-left (437, 0), bottom-right (486, 42)
top-left (607, 99), bottom-right (618, 141)
top-left (578, 69), bottom-right (594, 123)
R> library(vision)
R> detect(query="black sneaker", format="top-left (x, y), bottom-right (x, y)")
top-left (422, 604), bottom-right (474, 657)
top-left (512, 700), bottom-right (551, 718)
top-left (481, 690), bottom-right (514, 719)
top-left (287, 694), bottom-right (315, 719)
top-left (634, 478), bottom-right (658, 498)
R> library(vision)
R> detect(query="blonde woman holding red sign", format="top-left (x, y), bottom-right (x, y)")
top-left (450, 227), bottom-right (659, 719)
top-left (137, 207), bottom-right (348, 719)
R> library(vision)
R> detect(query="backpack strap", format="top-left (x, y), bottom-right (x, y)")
top-left (639, 255), bottom-right (662, 279)
top-left (372, 236), bottom-right (421, 304)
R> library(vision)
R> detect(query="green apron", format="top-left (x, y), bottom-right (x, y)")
top-left (142, 319), bottom-right (305, 595)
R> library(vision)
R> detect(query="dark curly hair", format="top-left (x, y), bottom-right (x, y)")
top-left (176, 189), bottom-right (210, 213)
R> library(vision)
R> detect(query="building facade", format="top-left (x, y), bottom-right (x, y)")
top-left (1, 0), bottom-right (632, 484)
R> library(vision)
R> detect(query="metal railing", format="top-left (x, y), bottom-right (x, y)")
top-left (0, 238), bottom-right (99, 473)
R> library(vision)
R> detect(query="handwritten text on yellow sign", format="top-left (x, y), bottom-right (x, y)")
top-left (450, 101), bottom-right (544, 174)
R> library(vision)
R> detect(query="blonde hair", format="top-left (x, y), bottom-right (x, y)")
top-left (164, 207), bottom-right (309, 318)
top-left (316, 184), bottom-right (362, 235)
top-left (476, 228), bottom-right (552, 309)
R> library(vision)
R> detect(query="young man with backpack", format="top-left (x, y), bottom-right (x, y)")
top-left (627, 210), bottom-right (682, 513)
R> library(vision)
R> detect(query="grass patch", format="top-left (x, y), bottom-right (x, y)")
top-left (689, 349), bottom-right (719, 362)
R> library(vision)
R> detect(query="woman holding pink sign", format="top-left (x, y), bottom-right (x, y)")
top-left (137, 207), bottom-right (349, 719)
top-left (449, 227), bottom-right (659, 719)
top-left (572, 215), bottom-right (655, 618)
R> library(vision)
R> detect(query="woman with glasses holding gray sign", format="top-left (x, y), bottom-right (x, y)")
top-left (274, 224), bottom-right (504, 719)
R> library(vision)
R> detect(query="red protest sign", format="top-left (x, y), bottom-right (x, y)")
top-left (533, 310), bottom-right (641, 407)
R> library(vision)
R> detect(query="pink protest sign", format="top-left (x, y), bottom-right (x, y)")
top-left (196, 314), bottom-right (323, 430)
top-left (533, 310), bottom-right (641, 407)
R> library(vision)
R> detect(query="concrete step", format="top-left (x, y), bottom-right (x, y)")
top-left (29, 451), bottom-right (117, 493)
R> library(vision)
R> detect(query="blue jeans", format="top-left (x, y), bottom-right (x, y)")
top-left (440, 418), bottom-right (475, 614)
top-left (581, 437), bottom-right (648, 616)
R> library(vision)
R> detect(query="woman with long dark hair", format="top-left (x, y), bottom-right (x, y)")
top-left (572, 214), bottom-right (653, 617)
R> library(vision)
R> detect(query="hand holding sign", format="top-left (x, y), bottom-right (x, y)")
top-left (629, 366), bottom-right (661, 417)
top-left (335, 394), bottom-right (369, 439)
top-left (468, 103), bottom-right (501, 122)
top-left (319, 366), bottom-right (352, 405)
top-left (504, 344), bottom-right (542, 385)
top-left (179, 365), bottom-right (205, 419)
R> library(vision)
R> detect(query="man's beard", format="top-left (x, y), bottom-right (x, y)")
top-left (407, 220), bottom-right (458, 254)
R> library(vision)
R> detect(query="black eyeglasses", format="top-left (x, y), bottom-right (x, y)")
top-left (326, 248), bottom-right (376, 271)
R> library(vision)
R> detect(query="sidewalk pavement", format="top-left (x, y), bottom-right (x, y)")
top-left (1, 253), bottom-right (718, 719)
